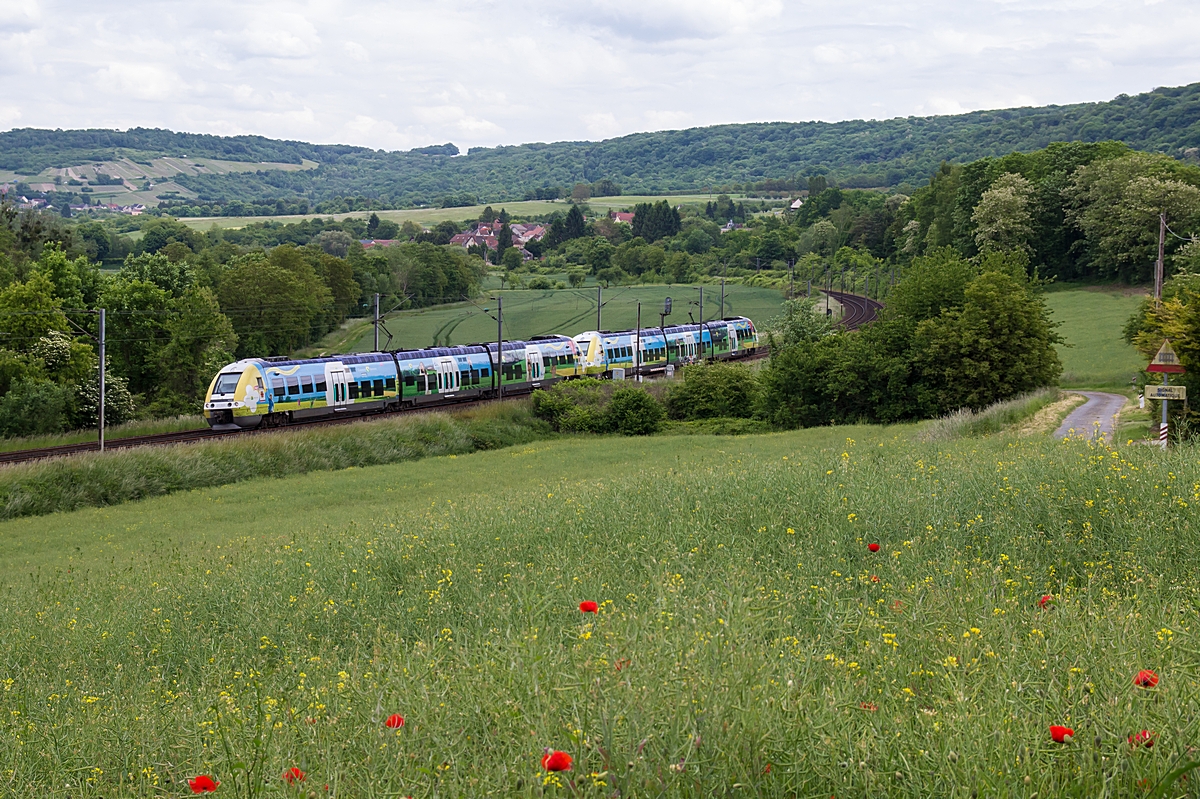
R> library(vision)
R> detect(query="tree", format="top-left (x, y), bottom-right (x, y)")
top-left (764, 297), bottom-right (832, 348)
top-left (366, 212), bottom-right (381, 237)
top-left (155, 286), bottom-right (239, 407)
top-left (571, 183), bottom-right (592, 202)
top-left (501, 247), bottom-right (523, 271)
top-left (605, 387), bottom-right (664, 435)
top-left (564, 205), bottom-right (586, 240)
top-left (631, 200), bottom-right (681, 243)
top-left (99, 278), bottom-right (172, 395)
top-left (664, 362), bottom-right (758, 420)
top-left (0, 272), bottom-right (68, 352)
top-left (496, 223), bottom-right (513, 260)
top-left (216, 252), bottom-right (330, 357)
top-left (972, 172), bottom-right (1034, 252)
top-left (119, 252), bottom-right (194, 297)
top-left (1065, 152), bottom-right (1200, 282)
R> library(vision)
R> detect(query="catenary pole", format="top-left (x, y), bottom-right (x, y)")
top-left (496, 294), bottom-right (503, 401)
top-left (98, 308), bottom-right (105, 452)
top-left (597, 285), bottom-right (602, 330)
top-left (635, 301), bottom-right (641, 381)
top-left (698, 287), bottom-right (704, 360)
top-left (1156, 212), bottom-right (1166, 308)
top-left (373, 293), bottom-right (380, 351)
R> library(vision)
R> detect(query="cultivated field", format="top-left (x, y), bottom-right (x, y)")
top-left (302, 283), bottom-right (789, 355)
top-left (176, 194), bottom-right (741, 232)
top-left (0, 421), bottom-right (1196, 796)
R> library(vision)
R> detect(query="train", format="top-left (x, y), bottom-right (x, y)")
top-left (203, 317), bottom-right (759, 430)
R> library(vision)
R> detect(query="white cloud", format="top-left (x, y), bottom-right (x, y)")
top-left (1, 0), bottom-right (1198, 153)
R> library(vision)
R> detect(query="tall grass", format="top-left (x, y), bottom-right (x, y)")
top-left (0, 415), bottom-right (208, 454)
top-left (0, 429), bottom-right (1196, 796)
top-left (0, 403), bottom-right (550, 520)
top-left (920, 388), bottom-right (1060, 441)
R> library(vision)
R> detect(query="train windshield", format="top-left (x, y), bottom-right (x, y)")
top-left (213, 372), bottom-right (242, 395)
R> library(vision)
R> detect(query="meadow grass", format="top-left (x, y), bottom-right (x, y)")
top-left (0, 424), bottom-right (1197, 797)
top-left (0, 416), bottom-right (208, 454)
top-left (0, 404), bottom-right (548, 521)
top-left (1045, 286), bottom-right (1148, 388)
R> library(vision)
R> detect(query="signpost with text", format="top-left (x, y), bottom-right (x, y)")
top-left (1146, 339), bottom-right (1186, 447)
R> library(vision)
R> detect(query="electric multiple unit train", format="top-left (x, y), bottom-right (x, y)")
top-left (204, 317), bottom-right (758, 430)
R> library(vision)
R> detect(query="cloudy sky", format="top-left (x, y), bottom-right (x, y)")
top-left (1, 0), bottom-right (1198, 152)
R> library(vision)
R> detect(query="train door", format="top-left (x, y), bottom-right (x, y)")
top-left (325, 365), bottom-right (350, 409)
top-left (435, 358), bottom-right (457, 394)
top-left (727, 322), bottom-right (739, 354)
top-left (525, 345), bottom-right (543, 383)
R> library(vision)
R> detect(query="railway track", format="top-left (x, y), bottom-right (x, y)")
top-left (0, 319), bottom-right (820, 468)
top-left (824, 290), bottom-right (883, 330)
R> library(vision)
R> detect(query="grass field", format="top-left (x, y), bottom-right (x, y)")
top-left (1045, 285), bottom-right (1148, 388)
top-left (0, 420), bottom-right (1197, 796)
top-left (299, 283), bottom-right (789, 355)
top-left (0, 416), bottom-right (206, 454)
top-left (176, 194), bottom-right (744, 232)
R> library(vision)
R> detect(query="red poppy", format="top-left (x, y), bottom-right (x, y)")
top-left (762, 763), bottom-right (772, 774)
top-left (1050, 725), bottom-right (1074, 743)
top-left (541, 750), bottom-right (573, 772)
top-left (867, 543), bottom-right (880, 553)
top-left (188, 775), bottom-right (219, 794)
top-left (385, 713), bottom-right (405, 728)
top-left (1038, 595), bottom-right (1053, 609)
top-left (1134, 669), bottom-right (1159, 688)
top-left (1130, 730), bottom-right (1156, 749)
top-left (282, 767), bottom-right (306, 785)
top-left (870, 575), bottom-right (880, 583)
top-left (579, 601), bottom-right (599, 613)
top-left (892, 600), bottom-right (903, 612)
top-left (859, 701), bottom-right (878, 712)
top-left (614, 658), bottom-right (630, 671)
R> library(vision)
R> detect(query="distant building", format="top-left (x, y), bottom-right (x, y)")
top-left (609, 211), bottom-right (635, 224)
top-left (360, 239), bottom-right (396, 249)
top-left (789, 197), bottom-right (804, 210)
top-left (449, 219), bottom-right (546, 252)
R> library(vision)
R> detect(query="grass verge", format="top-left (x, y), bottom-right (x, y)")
top-left (0, 415), bottom-right (208, 454)
top-left (0, 427), bottom-right (1195, 795)
top-left (919, 388), bottom-right (1060, 441)
top-left (0, 403), bottom-right (549, 521)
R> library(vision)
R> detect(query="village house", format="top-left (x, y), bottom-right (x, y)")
top-left (449, 219), bottom-right (546, 253)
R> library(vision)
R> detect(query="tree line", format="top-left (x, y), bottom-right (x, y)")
top-left (0, 207), bottom-right (486, 437)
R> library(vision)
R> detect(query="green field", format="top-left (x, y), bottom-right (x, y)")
top-left (176, 194), bottom-right (743, 232)
top-left (1, 421), bottom-right (1196, 796)
top-left (301, 283), bottom-right (788, 355)
top-left (1045, 286), bottom-right (1148, 388)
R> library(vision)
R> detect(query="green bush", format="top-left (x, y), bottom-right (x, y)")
top-left (664, 362), bottom-right (759, 420)
top-left (606, 387), bottom-right (665, 435)
top-left (0, 379), bottom-right (71, 437)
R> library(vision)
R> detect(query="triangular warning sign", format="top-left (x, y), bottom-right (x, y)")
top-left (1148, 339), bottom-right (1186, 373)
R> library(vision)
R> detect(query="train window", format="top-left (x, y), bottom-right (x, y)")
top-left (404, 375), bottom-right (415, 386)
top-left (272, 377), bottom-right (286, 398)
top-left (416, 375), bottom-right (426, 391)
top-left (348, 383), bottom-right (360, 400)
top-left (286, 376), bottom-right (300, 395)
top-left (385, 377), bottom-right (396, 391)
top-left (315, 377), bottom-right (327, 392)
top-left (373, 379), bottom-right (384, 397)
top-left (300, 375), bottom-right (313, 393)
top-left (214, 372), bottom-right (242, 395)
top-left (470, 369), bottom-right (479, 384)
top-left (479, 367), bottom-right (489, 379)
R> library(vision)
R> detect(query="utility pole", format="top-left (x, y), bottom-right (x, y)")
top-left (698, 286), bottom-right (704, 360)
top-left (788, 258), bottom-right (794, 298)
top-left (373, 292), bottom-right (380, 351)
top-left (635, 301), bottom-right (641, 382)
top-left (98, 308), bottom-right (105, 452)
top-left (720, 277), bottom-right (725, 319)
top-left (496, 294), bottom-right (503, 400)
top-left (1156, 212), bottom-right (1166, 308)
top-left (597, 285), bottom-right (602, 330)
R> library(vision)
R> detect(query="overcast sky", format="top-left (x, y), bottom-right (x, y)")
top-left (1, 0), bottom-right (1198, 153)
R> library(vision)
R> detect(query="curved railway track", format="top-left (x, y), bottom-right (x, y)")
top-left (0, 304), bottom-right (863, 468)
top-left (824, 290), bottom-right (884, 330)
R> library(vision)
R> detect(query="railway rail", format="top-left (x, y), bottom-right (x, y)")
top-left (1, 297), bottom-right (880, 467)
top-left (824, 290), bottom-right (884, 330)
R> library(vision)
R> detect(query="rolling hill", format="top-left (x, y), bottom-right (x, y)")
top-left (2, 82), bottom-right (1198, 211)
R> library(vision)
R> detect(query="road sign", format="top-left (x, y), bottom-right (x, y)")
top-left (1145, 385), bottom-right (1187, 401)
top-left (1147, 339), bottom-right (1186, 373)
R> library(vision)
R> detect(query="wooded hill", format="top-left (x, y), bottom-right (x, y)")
top-left (3, 82), bottom-right (1198, 210)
